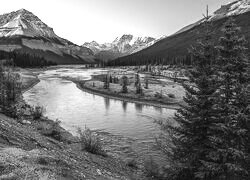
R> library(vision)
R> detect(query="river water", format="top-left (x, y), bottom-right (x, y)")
top-left (23, 66), bottom-right (175, 163)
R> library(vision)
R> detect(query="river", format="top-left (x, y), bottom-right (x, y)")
top-left (23, 66), bottom-right (175, 164)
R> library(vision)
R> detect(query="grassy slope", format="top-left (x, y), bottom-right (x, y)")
top-left (0, 114), bottom-right (134, 180)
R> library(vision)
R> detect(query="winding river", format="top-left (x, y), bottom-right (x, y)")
top-left (23, 66), bottom-right (175, 163)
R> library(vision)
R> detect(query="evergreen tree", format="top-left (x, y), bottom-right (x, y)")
top-left (109, 74), bottom-right (113, 83)
top-left (145, 77), bottom-right (149, 89)
top-left (135, 73), bottom-right (143, 94)
top-left (121, 75), bottom-right (128, 93)
top-left (134, 73), bottom-right (139, 87)
top-left (164, 12), bottom-right (219, 179)
top-left (214, 17), bottom-right (250, 179)
top-left (103, 74), bottom-right (110, 89)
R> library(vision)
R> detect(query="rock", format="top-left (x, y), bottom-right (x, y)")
top-left (21, 120), bottom-right (31, 125)
top-left (97, 169), bottom-right (102, 175)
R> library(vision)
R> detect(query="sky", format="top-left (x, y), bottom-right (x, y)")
top-left (0, 0), bottom-right (232, 45)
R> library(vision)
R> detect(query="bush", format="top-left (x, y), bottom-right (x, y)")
top-left (0, 66), bottom-right (22, 115)
top-left (48, 119), bottom-right (62, 141)
top-left (154, 91), bottom-right (163, 99)
top-left (77, 127), bottom-right (106, 156)
top-left (126, 158), bottom-right (138, 169)
top-left (3, 103), bottom-right (23, 118)
top-left (32, 106), bottom-right (45, 120)
top-left (168, 93), bottom-right (175, 98)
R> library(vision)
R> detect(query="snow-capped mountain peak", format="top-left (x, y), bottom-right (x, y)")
top-left (0, 8), bottom-right (57, 38)
top-left (210, 0), bottom-right (250, 20)
top-left (83, 34), bottom-right (156, 54)
top-left (0, 9), bottom-right (95, 64)
top-left (174, 0), bottom-right (250, 35)
top-left (82, 34), bottom-right (158, 61)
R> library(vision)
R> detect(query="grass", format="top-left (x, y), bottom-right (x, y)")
top-left (77, 127), bottom-right (106, 156)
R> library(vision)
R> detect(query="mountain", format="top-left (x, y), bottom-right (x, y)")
top-left (110, 0), bottom-right (250, 66)
top-left (82, 34), bottom-right (157, 61)
top-left (0, 9), bottom-right (95, 64)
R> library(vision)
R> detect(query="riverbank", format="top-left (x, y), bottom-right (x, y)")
top-left (0, 68), bottom-right (142, 180)
top-left (71, 72), bottom-right (185, 110)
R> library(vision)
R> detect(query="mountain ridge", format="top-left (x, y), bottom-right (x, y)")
top-left (82, 34), bottom-right (159, 61)
top-left (0, 8), bottom-right (95, 64)
top-left (109, 0), bottom-right (250, 66)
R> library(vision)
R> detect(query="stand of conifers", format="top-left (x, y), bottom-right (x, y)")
top-left (158, 17), bottom-right (250, 180)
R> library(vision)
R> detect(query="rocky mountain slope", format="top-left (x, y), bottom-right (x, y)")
top-left (110, 0), bottom-right (250, 66)
top-left (0, 9), bottom-right (95, 64)
top-left (83, 34), bottom-right (157, 61)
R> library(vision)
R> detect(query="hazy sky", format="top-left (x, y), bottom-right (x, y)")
top-left (0, 0), bottom-right (232, 45)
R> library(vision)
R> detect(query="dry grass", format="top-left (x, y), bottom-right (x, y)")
top-left (77, 127), bottom-right (106, 156)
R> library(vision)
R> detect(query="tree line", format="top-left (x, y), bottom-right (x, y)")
top-left (0, 50), bottom-right (57, 68)
top-left (106, 54), bottom-right (193, 67)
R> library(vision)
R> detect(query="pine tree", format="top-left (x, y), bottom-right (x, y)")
top-left (214, 17), bottom-right (250, 179)
top-left (164, 11), bottom-right (220, 179)
top-left (103, 74), bottom-right (110, 89)
top-left (145, 77), bottom-right (149, 89)
top-left (135, 73), bottom-right (143, 94)
top-left (121, 75), bottom-right (128, 93)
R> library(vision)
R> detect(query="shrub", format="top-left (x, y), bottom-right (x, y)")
top-left (40, 119), bottom-right (62, 141)
top-left (154, 91), bottom-right (163, 99)
top-left (48, 119), bottom-right (62, 141)
top-left (0, 66), bottom-right (22, 115)
top-left (37, 157), bottom-right (49, 165)
top-left (168, 93), bottom-right (175, 98)
top-left (126, 158), bottom-right (138, 169)
top-left (77, 127), bottom-right (106, 156)
top-left (32, 105), bottom-right (45, 120)
top-left (4, 103), bottom-right (23, 118)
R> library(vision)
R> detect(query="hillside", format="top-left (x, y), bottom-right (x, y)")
top-left (109, 0), bottom-right (250, 66)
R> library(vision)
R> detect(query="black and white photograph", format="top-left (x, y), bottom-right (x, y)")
top-left (0, 0), bottom-right (249, 179)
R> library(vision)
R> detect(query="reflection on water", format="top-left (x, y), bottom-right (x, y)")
top-left (104, 98), bottom-right (110, 111)
top-left (122, 101), bottom-right (127, 112)
top-left (23, 67), bottom-right (175, 163)
top-left (135, 103), bottom-right (143, 112)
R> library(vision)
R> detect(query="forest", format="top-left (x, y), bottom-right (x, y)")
top-left (0, 50), bottom-right (57, 67)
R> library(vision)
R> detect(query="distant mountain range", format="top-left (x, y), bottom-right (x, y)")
top-left (110, 0), bottom-right (250, 66)
top-left (0, 9), bottom-right (95, 64)
top-left (82, 35), bottom-right (165, 61)
top-left (1, 0), bottom-right (249, 65)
